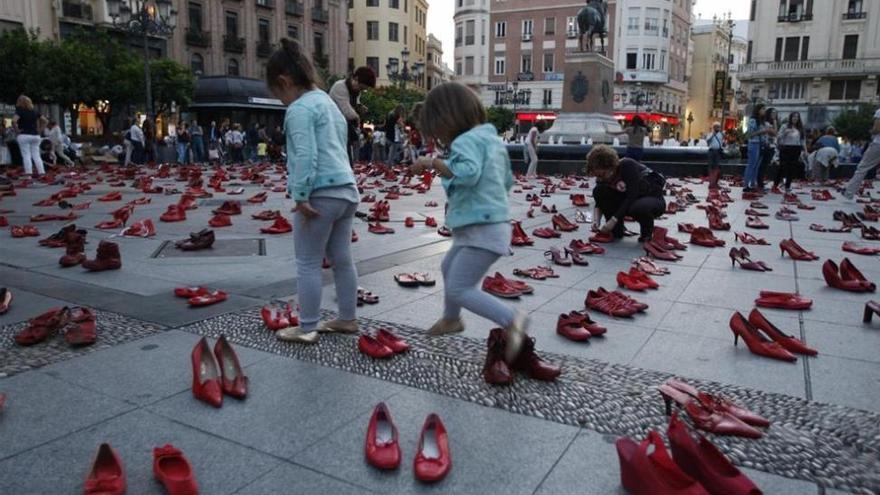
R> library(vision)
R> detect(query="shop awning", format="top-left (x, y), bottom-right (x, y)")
top-left (614, 112), bottom-right (681, 126)
top-left (189, 76), bottom-right (286, 111)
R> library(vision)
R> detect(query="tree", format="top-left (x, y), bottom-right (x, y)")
top-left (147, 58), bottom-right (196, 120)
top-left (833, 105), bottom-right (876, 142)
top-left (0, 29), bottom-right (41, 104)
top-left (487, 106), bottom-right (516, 135)
top-left (359, 86), bottom-right (425, 125)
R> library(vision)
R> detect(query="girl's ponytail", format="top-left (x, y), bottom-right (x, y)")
top-left (266, 38), bottom-right (321, 90)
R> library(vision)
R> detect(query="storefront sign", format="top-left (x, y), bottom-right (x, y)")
top-left (713, 71), bottom-right (726, 110)
top-left (544, 73), bottom-right (564, 81)
top-left (517, 72), bottom-right (535, 82)
top-left (516, 112), bottom-right (557, 121)
top-left (486, 84), bottom-right (508, 91)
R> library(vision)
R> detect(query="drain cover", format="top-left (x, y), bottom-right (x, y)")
top-left (152, 238), bottom-right (266, 258)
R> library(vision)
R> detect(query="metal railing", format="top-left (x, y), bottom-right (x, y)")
top-left (185, 28), bottom-right (211, 48)
top-left (312, 8), bottom-right (329, 23)
top-left (223, 35), bottom-right (246, 54)
top-left (286, 0), bottom-right (304, 16)
top-left (738, 58), bottom-right (880, 78)
top-left (843, 11), bottom-right (867, 20)
top-left (61, 1), bottom-right (93, 20)
top-left (777, 13), bottom-right (813, 22)
top-left (255, 0), bottom-right (274, 8)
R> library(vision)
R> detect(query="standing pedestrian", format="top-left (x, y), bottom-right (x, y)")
top-left (744, 104), bottom-right (774, 192)
top-left (246, 123), bottom-right (260, 161)
top-left (176, 122), bottom-right (190, 164)
top-left (142, 119), bottom-right (156, 164)
top-left (385, 106), bottom-right (405, 165)
top-left (128, 119), bottom-right (144, 166)
top-left (190, 120), bottom-right (205, 163)
top-left (228, 124), bottom-right (245, 162)
top-left (706, 122), bottom-right (725, 189)
top-left (773, 112), bottom-right (807, 192)
top-left (330, 66), bottom-right (377, 165)
top-left (842, 109), bottom-right (880, 199)
top-left (12, 95), bottom-right (45, 177)
top-left (525, 122), bottom-right (541, 178)
top-left (756, 108), bottom-right (778, 191)
top-left (267, 39), bottom-right (360, 344)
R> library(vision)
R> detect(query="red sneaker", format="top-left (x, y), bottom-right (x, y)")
top-left (368, 222), bottom-right (395, 234)
top-left (481, 276), bottom-right (523, 298)
top-left (159, 204), bottom-right (187, 222)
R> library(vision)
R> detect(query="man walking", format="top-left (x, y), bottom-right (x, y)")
top-left (842, 108), bottom-right (880, 199)
top-left (329, 66), bottom-right (377, 164)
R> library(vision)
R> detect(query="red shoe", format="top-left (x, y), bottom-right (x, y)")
top-left (189, 290), bottom-right (228, 307)
top-left (568, 239), bottom-right (605, 255)
top-left (570, 193), bottom-right (589, 207)
top-left (98, 192), bottom-right (122, 202)
top-left (510, 336), bottom-right (561, 381)
top-left (667, 414), bottom-right (761, 495)
top-left (659, 382), bottom-right (764, 438)
top-left (652, 226), bottom-right (687, 251)
top-left (261, 217), bottom-right (293, 234)
top-left (748, 308), bottom-right (817, 356)
top-left (842, 241), bottom-right (880, 256)
top-left (551, 214), bottom-right (578, 232)
top-left (365, 402), bottom-right (402, 470)
top-left (0, 287), bottom-right (11, 314)
top-left (677, 223), bottom-right (696, 233)
top-left (755, 290), bottom-right (812, 310)
top-left (729, 312), bottom-right (797, 362)
top-left (589, 231), bottom-right (614, 243)
top-left (482, 276), bottom-right (523, 298)
top-left (247, 191), bottom-right (268, 203)
top-left (191, 337), bottom-right (222, 407)
top-left (260, 302), bottom-right (295, 331)
top-left (121, 219), bottom-right (156, 237)
top-left (251, 210), bottom-right (281, 220)
top-left (214, 335), bottom-right (248, 399)
top-left (616, 431), bottom-right (709, 495)
top-left (153, 444), bottom-right (199, 495)
top-left (177, 194), bottom-right (198, 210)
top-left (64, 307), bottom-right (97, 346)
top-left (557, 313), bottom-right (592, 341)
top-left (209, 214), bottom-right (232, 228)
top-left (375, 328), bottom-right (409, 353)
top-left (160, 204), bottom-right (187, 222)
top-left (491, 272), bottom-right (533, 294)
top-left (533, 227), bottom-right (561, 239)
top-left (570, 310), bottom-right (607, 336)
top-left (565, 248), bottom-right (590, 266)
top-left (586, 289), bottom-right (637, 317)
top-left (617, 271), bottom-right (651, 291)
top-left (840, 257), bottom-right (875, 287)
top-left (779, 239), bottom-right (817, 260)
top-left (368, 222), bottom-right (395, 234)
top-left (413, 413), bottom-right (452, 483)
top-left (662, 379), bottom-right (769, 427)
top-left (644, 240), bottom-right (682, 261)
top-left (690, 227), bottom-right (725, 248)
top-left (83, 443), bottom-right (126, 495)
top-left (212, 201), bottom-right (242, 215)
top-left (359, 334), bottom-right (394, 358)
top-left (404, 217), bottom-right (415, 228)
top-left (745, 216), bottom-right (769, 229)
top-left (628, 268), bottom-right (659, 289)
top-left (544, 247), bottom-right (572, 266)
top-left (437, 226), bottom-right (452, 236)
top-left (823, 259), bottom-right (876, 292)
top-left (511, 222), bottom-right (534, 246)
top-left (484, 328), bottom-right (514, 385)
top-left (95, 218), bottom-right (124, 230)
top-left (425, 216), bottom-right (438, 227)
top-left (15, 307), bottom-right (71, 346)
top-left (734, 232), bottom-right (769, 245)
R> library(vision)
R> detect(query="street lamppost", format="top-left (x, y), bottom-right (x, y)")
top-left (500, 80), bottom-right (531, 136)
top-left (107, 0), bottom-right (178, 119)
top-left (386, 48), bottom-right (425, 90)
top-left (720, 12), bottom-right (735, 128)
top-left (687, 111), bottom-right (694, 140)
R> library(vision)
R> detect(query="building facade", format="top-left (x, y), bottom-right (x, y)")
top-left (425, 33), bottom-right (443, 90)
top-left (487, 0), bottom-right (617, 134)
top-left (452, 0), bottom-right (490, 89)
top-left (612, 0), bottom-right (693, 141)
top-left (739, 0), bottom-right (880, 130)
top-left (347, 0), bottom-right (429, 89)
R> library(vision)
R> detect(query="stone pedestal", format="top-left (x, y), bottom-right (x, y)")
top-left (542, 51), bottom-right (623, 145)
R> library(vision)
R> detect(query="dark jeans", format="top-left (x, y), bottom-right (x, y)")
top-left (756, 147), bottom-right (774, 190)
top-left (774, 145), bottom-right (802, 190)
top-left (593, 183), bottom-right (666, 239)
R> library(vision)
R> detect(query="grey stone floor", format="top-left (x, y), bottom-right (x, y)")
top-left (0, 165), bottom-right (878, 494)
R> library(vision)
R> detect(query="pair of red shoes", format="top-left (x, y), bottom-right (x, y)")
top-left (658, 378), bottom-right (769, 438)
top-left (556, 311), bottom-right (606, 341)
top-left (511, 221), bottom-right (534, 246)
top-left (368, 200), bottom-right (390, 221)
top-left (632, 257), bottom-right (669, 276)
top-left (570, 193), bottom-right (589, 207)
top-left (730, 310), bottom-right (817, 362)
top-left (15, 306), bottom-right (97, 346)
top-left (121, 219), bottom-right (156, 237)
top-left (483, 328), bottom-right (560, 384)
top-left (160, 204), bottom-right (187, 222)
top-left (174, 287), bottom-right (228, 307)
top-left (368, 222), bottom-right (395, 234)
top-left (482, 272), bottom-right (533, 298)
top-left (779, 238), bottom-right (818, 260)
top-left (734, 232), bottom-right (768, 245)
top-left (568, 239), bottom-right (605, 255)
top-left (643, 240), bottom-right (683, 261)
top-left (689, 227), bottom-right (725, 248)
top-left (10, 225), bottom-right (40, 237)
top-left (533, 227), bottom-right (562, 239)
top-left (191, 335), bottom-right (248, 407)
top-left (260, 217), bottom-right (292, 234)
top-left (358, 329), bottom-right (410, 358)
top-left (512, 266), bottom-right (557, 280)
top-left (823, 258), bottom-right (876, 292)
top-left (729, 247), bottom-right (771, 272)
top-left (754, 290), bottom-right (812, 310)
top-left (252, 209), bottom-right (281, 220)
top-left (585, 288), bottom-right (648, 317)
top-left (705, 206), bottom-right (730, 230)
top-left (212, 201), bottom-right (241, 215)
top-left (617, 413), bottom-right (762, 495)
top-left (83, 443), bottom-right (199, 495)
top-left (617, 268), bottom-right (659, 291)
top-left (551, 214), bottom-right (578, 232)
top-left (651, 227), bottom-right (687, 251)
top-left (260, 301), bottom-right (299, 331)
top-left (365, 403), bottom-right (451, 483)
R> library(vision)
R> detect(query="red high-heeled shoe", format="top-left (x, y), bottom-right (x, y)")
top-left (729, 247), bottom-right (766, 271)
top-left (822, 260), bottom-right (876, 292)
top-left (616, 430), bottom-right (709, 495)
top-left (779, 239), bottom-right (818, 261)
top-left (565, 248), bottom-right (590, 266)
top-left (153, 444), bottom-right (199, 495)
top-left (662, 379), bottom-right (769, 427)
top-left (545, 247), bottom-right (572, 266)
top-left (191, 337), bottom-right (223, 407)
top-left (551, 214), bottom-right (578, 232)
top-left (748, 309), bottom-right (817, 356)
top-left (213, 335), bottom-right (248, 399)
top-left (840, 258), bottom-right (876, 287)
top-left (729, 312), bottom-right (797, 362)
top-left (659, 383), bottom-right (763, 438)
top-left (644, 240), bottom-right (681, 261)
top-left (667, 414), bottom-right (763, 495)
top-left (617, 271), bottom-right (651, 291)
top-left (83, 443), bottom-right (126, 495)
top-left (365, 402), bottom-right (401, 470)
top-left (413, 414), bottom-right (452, 483)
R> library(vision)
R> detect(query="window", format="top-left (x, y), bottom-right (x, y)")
top-left (226, 11), bottom-right (238, 37)
top-left (566, 16), bottom-right (577, 37)
top-left (465, 56), bottom-right (474, 75)
top-left (626, 52), bottom-right (637, 70)
top-left (455, 23), bottom-right (462, 46)
top-left (465, 20), bottom-right (475, 45)
top-left (801, 37), bottom-right (809, 60)
top-left (390, 0), bottom-right (399, 8)
top-left (843, 35), bottom-right (858, 59)
top-left (783, 36), bottom-right (799, 61)
top-left (367, 21), bottom-right (379, 40)
top-left (829, 80), bottom-right (861, 100)
top-left (774, 38), bottom-right (783, 61)
top-left (227, 58), bottom-right (239, 76)
top-left (645, 8), bottom-right (660, 35)
top-left (494, 57), bottom-right (506, 75)
top-left (191, 53), bottom-right (204, 74)
top-left (258, 19), bottom-right (270, 44)
top-left (188, 2), bottom-right (202, 31)
top-left (642, 51), bottom-right (656, 70)
top-left (521, 53), bottom-right (532, 73)
top-left (770, 80), bottom-right (806, 100)
top-left (543, 52), bottom-right (554, 73)
top-left (366, 56), bottom-right (379, 77)
top-left (544, 17), bottom-right (555, 36)
top-left (313, 32), bottom-right (324, 57)
top-left (747, 41), bottom-right (753, 63)
top-left (662, 18), bottom-right (668, 37)
top-left (627, 13), bottom-right (640, 35)
top-left (455, 59), bottom-right (462, 76)
top-left (659, 50), bottom-right (666, 71)
top-left (542, 89), bottom-right (553, 107)
top-left (495, 21), bottom-right (507, 38)
top-left (389, 22), bottom-right (398, 42)
top-left (367, 0), bottom-right (378, 5)
top-left (289, 24), bottom-right (300, 39)
top-left (522, 19), bottom-right (533, 40)
top-left (750, 0), bottom-right (756, 20)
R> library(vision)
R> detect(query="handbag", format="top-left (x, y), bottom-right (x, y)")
top-left (208, 149), bottom-right (220, 160)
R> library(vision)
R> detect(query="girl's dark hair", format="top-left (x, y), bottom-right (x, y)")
top-left (751, 103), bottom-right (765, 120)
top-left (266, 39), bottom-right (321, 91)
top-left (787, 112), bottom-right (804, 134)
top-left (419, 82), bottom-right (486, 145)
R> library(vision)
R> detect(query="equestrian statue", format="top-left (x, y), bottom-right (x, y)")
top-left (577, 0), bottom-right (608, 53)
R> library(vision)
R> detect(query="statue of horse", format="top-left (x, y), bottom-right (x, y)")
top-left (577, 0), bottom-right (608, 53)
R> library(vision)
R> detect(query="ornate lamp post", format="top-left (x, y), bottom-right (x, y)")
top-left (386, 48), bottom-right (425, 90)
top-left (720, 12), bottom-right (735, 128)
top-left (500, 81), bottom-right (531, 136)
top-left (107, 0), bottom-right (178, 119)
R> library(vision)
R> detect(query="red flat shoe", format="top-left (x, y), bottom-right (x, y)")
top-left (251, 210), bottom-right (281, 220)
top-left (843, 241), bottom-right (880, 256)
top-left (482, 276), bottom-right (522, 298)
top-left (208, 214), bottom-right (232, 228)
top-left (413, 413), bottom-right (452, 483)
top-left (729, 312), bottom-right (797, 362)
top-left (586, 289), bottom-right (637, 317)
top-left (175, 287), bottom-right (209, 298)
top-left (628, 268), bottom-right (659, 289)
top-left (748, 309), bottom-right (817, 356)
top-left (404, 217), bottom-right (415, 228)
top-left (375, 328), bottom-right (409, 353)
top-left (359, 334), bottom-right (394, 359)
top-left (365, 402), bottom-right (401, 470)
top-left (260, 302), bottom-right (296, 331)
top-left (368, 222), bottom-right (395, 235)
top-left (0, 287), bottom-right (11, 314)
top-left (510, 336), bottom-right (561, 381)
top-left (214, 335), bottom-right (248, 399)
top-left (95, 219), bottom-right (124, 230)
top-left (659, 383), bottom-right (764, 438)
top-left (98, 192), bottom-right (122, 202)
top-left (533, 227), bottom-right (561, 239)
top-left (153, 444), bottom-right (199, 495)
top-left (212, 201), bottom-right (242, 215)
top-left (557, 313), bottom-right (592, 341)
top-left (663, 379), bottom-right (769, 427)
top-left (15, 307), bottom-right (71, 346)
top-left (599, 287), bottom-right (648, 312)
top-left (261, 217), bottom-right (293, 234)
top-left (121, 219), bottom-right (156, 237)
top-left (64, 307), bottom-right (97, 346)
top-left (569, 239), bottom-right (605, 255)
top-left (188, 290), bottom-right (228, 307)
top-left (191, 337), bottom-right (222, 408)
top-left (247, 191), bottom-right (268, 203)
top-left (83, 443), bottom-right (126, 495)
top-left (755, 291), bottom-right (812, 310)
top-left (644, 241), bottom-right (681, 261)
top-left (616, 430), bottom-right (709, 495)
top-left (489, 273), bottom-right (531, 294)
top-left (667, 414), bottom-right (761, 495)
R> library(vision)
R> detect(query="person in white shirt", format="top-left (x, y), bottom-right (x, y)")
top-left (227, 124), bottom-right (245, 162)
top-left (329, 67), bottom-right (376, 165)
top-left (706, 122), bottom-right (725, 189)
top-left (525, 123), bottom-right (541, 178)
top-left (773, 112), bottom-right (807, 192)
top-left (809, 146), bottom-right (838, 184)
top-left (124, 120), bottom-right (144, 166)
top-left (45, 120), bottom-right (73, 166)
top-left (843, 107), bottom-right (880, 199)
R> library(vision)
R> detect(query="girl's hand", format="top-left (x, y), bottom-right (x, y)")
top-left (294, 201), bottom-right (320, 219)
top-left (599, 217), bottom-right (617, 234)
top-left (411, 157), bottom-right (433, 175)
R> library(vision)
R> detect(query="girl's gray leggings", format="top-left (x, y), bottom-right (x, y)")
top-left (441, 245), bottom-right (515, 328)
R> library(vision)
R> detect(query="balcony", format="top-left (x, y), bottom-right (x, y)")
top-left (255, 0), bottom-right (274, 9)
top-left (312, 8), bottom-right (329, 23)
top-left (738, 58), bottom-right (880, 79)
top-left (185, 28), bottom-right (211, 48)
top-left (843, 11), bottom-right (867, 20)
top-left (566, 30), bottom-right (578, 39)
top-left (223, 35), bottom-right (246, 54)
top-left (777, 13), bottom-right (813, 22)
top-left (286, 0), bottom-right (304, 16)
top-left (61, 1), bottom-right (93, 21)
top-left (257, 41), bottom-right (273, 58)
top-left (522, 33), bottom-right (533, 42)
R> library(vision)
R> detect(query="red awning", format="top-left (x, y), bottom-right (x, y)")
top-left (516, 112), bottom-right (557, 121)
top-left (614, 113), bottom-right (680, 126)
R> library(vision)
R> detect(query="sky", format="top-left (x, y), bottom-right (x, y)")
top-left (426, 0), bottom-right (752, 67)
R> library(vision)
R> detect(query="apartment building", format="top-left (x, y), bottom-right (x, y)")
top-left (425, 33), bottom-right (444, 90)
top-left (452, 0), bottom-right (490, 89)
top-left (738, 0), bottom-right (880, 129)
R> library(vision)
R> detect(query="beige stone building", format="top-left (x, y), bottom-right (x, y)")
top-left (425, 33), bottom-right (443, 90)
top-left (347, 0), bottom-right (429, 89)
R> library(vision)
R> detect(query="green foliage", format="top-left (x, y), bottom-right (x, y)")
top-left (833, 105), bottom-right (876, 142)
top-left (146, 58), bottom-right (196, 118)
top-left (0, 29), bottom-right (41, 105)
top-left (359, 86), bottom-right (425, 125)
top-left (486, 106), bottom-right (516, 135)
